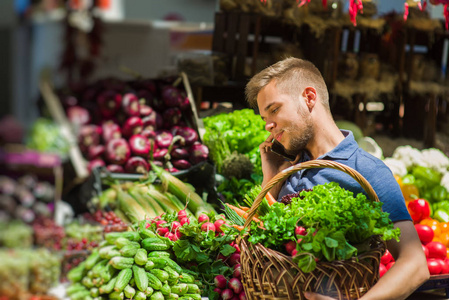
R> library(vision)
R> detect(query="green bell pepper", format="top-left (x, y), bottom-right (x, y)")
top-left (433, 209), bottom-right (449, 223)
top-left (412, 166), bottom-right (442, 189)
top-left (434, 200), bottom-right (449, 212)
top-left (430, 185), bottom-right (449, 203)
top-left (402, 174), bottom-right (416, 185)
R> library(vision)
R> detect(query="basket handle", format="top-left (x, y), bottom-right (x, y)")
top-left (243, 160), bottom-right (380, 230)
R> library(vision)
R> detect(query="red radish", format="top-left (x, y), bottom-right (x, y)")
top-left (96, 90), bottom-right (122, 118)
top-left (156, 220), bottom-right (167, 227)
top-left (172, 159), bottom-right (192, 170)
top-left (214, 219), bottom-right (226, 233)
top-left (174, 126), bottom-right (199, 145)
top-left (102, 122), bottom-right (121, 142)
top-left (105, 138), bottom-right (131, 165)
top-left (125, 156), bottom-right (149, 174)
top-left (295, 226), bottom-right (307, 236)
top-left (153, 148), bottom-right (169, 161)
top-left (180, 217), bottom-right (190, 226)
top-left (171, 147), bottom-right (189, 159)
top-left (88, 158), bottom-right (105, 172)
top-left (180, 95), bottom-right (191, 111)
top-left (232, 243), bottom-right (241, 253)
top-left (106, 164), bottom-right (124, 173)
top-left (162, 86), bottom-right (183, 107)
top-left (229, 253), bottom-right (241, 266)
top-left (171, 221), bottom-right (181, 231)
top-left (122, 117), bottom-right (143, 137)
top-left (233, 264), bottom-right (241, 279)
top-left (213, 288), bottom-right (222, 294)
top-left (157, 227), bottom-right (169, 236)
top-left (129, 134), bottom-right (151, 157)
top-left (166, 166), bottom-right (179, 173)
top-left (141, 129), bottom-right (157, 140)
top-left (284, 241), bottom-right (296, 255)
top-left (239, 292), bottom-right (247, 300)
top-left (198, 214), bottom-right (210, 223)
top-left (163, 107), bottom-right (182, 127)
top-left (78, 125), bottom-right (101, 152)
top-left (178, 210), bottom-right (188, 220)
top-left (122, 93), bottom-right (140, 116)
top-left (152, 160), bottom-right (164, 167)
top-left (214, 275), bottom-right (227, 289)
top-left (221, 289), bottom-right (234, 300)
top-left (88, 144), bottom-right (105, 160)
top-left (164, 231), bottom-right (176, 241)
top-left (201, 222), bottom-right (216, 232)
top-left (189, 142), bottom-right (209, 165)
top-left (292, 249), bottom-right (298, 256)
top-left (380, 249), bottom-right (393, 265)
top-left (175, 230), bottom-right (182, 239)
top-left (155, 130), bottom-right (174, 148)
top-left (139, 104), bottom-right (153, 116)
top-left (229, 278), bottom-right (243, 294)
top-left (67, 106), bottom-right (90, 127)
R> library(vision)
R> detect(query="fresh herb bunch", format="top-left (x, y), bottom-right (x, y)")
top-left (248, 182), bottom-right (401, 273)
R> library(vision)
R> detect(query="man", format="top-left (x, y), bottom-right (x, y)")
top-left (245, 57), bottom-right (429, 300)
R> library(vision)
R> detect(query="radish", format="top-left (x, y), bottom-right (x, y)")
top-left (189, 142), bottom-right (209, 165)
top-left (101, 121), bottom-right (121, 143)
top-left (233, 264), bottom-right (241, 279)
top-left (198, 214), bottom-right (209, 223)
top-left (180, 217), bottom-right (190, 226)
top-left (78, 124), bottom-right (101, 152)
top-left (122, 116), bottom-right (143, 138)
top-left (164, 231), bottom-right (176, 241)
top-left (162, 85), bottom-right (184, 107)
top-left (157, 227), bottom-right (169, 236)
top-left (214, 275), bottom-right (227, 289)
top-left (229, 278), bottom-right (243, 294)
top-left (162, 107), bottom-right (182, 128)
top-left (96, 90), bottom-right (122, 118)
top-left (129, 134), bottom-right (151, 157)
top-left (87, 144), bottom-right (105, 160)
top-left (156, 220), bottom-right (167, 227)
top-left (171, 221), bottom-right (181, 231)
top-left (284, 241), bottom-right (296, 255)
top-left (142, 111), bottom-right (160, 131)
top-left (177, 209), bottom-right (188, 220)
top-left (295, 226), bottom-right (306, 236)
top-left (239, 291), bottom-right (247, 300)
top-left (67, 106), bottom-right (90, 127)
top-left (171, 147), bottom-right (189, 160)
top-left (175, 230), bottom-right (182, 239)
top-left (292, 249), bottom-right (298, 256)
top-left (122, 93), bottom-right (140, 116)
top-left (88, 158), bottom-right (105, 172)
top-left (201, 222), bottom-right (216, 232)
top-left (139, 104), bottom-right (153, 116)
top-left (153, 148), bottom-right (169, 161)
top-left (173, 126), bottom-right (199, 145)
top-left (214, 219), bottom-right (226, 233)
top-left (221, 289), bottom-right (234, 300)
top-left (155, 130), bottom-right (174, 149)
top-left (106, 164), bottom-right (124, 173)
top-left (229, 253), bottom-right (241, 266)
top-left (172, 159), bottom-right (191, 170)
top-left (232, 243), bottom-right (241, 253)
top-left (213, 287), bottom-right (222, 294)
top-left (125, 156), bottom-right (149, 174)
top-left (105, 138), bottom-right (130, 165)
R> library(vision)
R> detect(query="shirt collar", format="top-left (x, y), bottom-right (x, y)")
top-left (317, 130), bottom-right (358, 160)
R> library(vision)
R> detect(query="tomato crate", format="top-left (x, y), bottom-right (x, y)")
top-left (416, 274), bottom-right (449, 297)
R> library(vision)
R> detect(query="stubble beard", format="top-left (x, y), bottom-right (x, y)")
top-left (285, 115), bottom-right (314, 155)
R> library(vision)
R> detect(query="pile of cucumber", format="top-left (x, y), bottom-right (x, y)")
top-left (66, 228), bottom-right (202, 300)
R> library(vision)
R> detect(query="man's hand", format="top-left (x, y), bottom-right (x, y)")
top-left (304, 292), bottom-right (335, 300)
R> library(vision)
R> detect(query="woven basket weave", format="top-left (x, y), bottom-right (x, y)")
top-left (238, 160), bottom-right (387, 300)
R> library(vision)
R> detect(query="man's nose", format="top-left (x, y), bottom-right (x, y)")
top-left (265, 121), bottom-right (275, 132)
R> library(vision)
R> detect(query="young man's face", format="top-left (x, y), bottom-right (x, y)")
top-left (257, 80), bottom-right (313, 154)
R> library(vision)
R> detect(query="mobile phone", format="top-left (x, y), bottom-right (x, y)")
top-left (270, 139), bottom-right (296, 161)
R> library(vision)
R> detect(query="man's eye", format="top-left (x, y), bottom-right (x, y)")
top-left (272, 108), bottom-right (279, 113)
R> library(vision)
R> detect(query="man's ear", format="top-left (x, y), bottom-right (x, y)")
top-left (302, 87), bottom-right (317, 111)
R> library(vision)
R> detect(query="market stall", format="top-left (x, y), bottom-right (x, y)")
top-left (1, 0), bottom-right (449, 299)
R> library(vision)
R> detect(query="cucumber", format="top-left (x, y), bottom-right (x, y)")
top-left (148, 251), bottom-right (171, 258)
top-left (139, 228), bottom-right (158, 239)
top-left (162, 257), bottom-right (183, 274)
top-left (120, 243), bottom-right (140, 257)
top-left (114, 268), bottom-right (133, 292)
top-left (132, 265), bottom-right (148, 292)
top-left (183, 294), bottom-right (202, 300)
top-left (147, 257), bottom-right (167, 269)
top-left (150, 291), bottom-right (165, 300)
top-left (134, 248), bottom-right (148, 266)
top-left (179, 273), bottom-right (196, 284)
top-left (171, 283), bottom-right (188, 295)
top-left (146, 272), bottom-right (163, 290)
top-left (144, 286), bottom-right (154, 296)
top-left (67, 262), bottom-right (86, 283)
top-left (124, 285), bottom-right (136, 299)
top-left (144, 260), bottom-right (155, 271)
top-left (85, 250), bottom-right (101, 270)
top-left (161, 282), bottom-right (171, 296)
top-left (99, 276), bottom-right (118, 294)
top-left (109, 256), bottom-right (134, 270)
top-left (135, 291), bottom-right (147, 300)
top-left (164, 266), bottom-right (180, 283)
top-left (150, 268), bottom-right (169, 282)
top-left (186, 283), bottom-right (200, 294)
top-left (109, 291), bottom-right (124, 300)
top-left (105, 231), bottom-right (141, 244)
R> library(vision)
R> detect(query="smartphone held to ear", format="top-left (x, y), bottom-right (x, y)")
top-left (270, 139), bottom-right (296, 161)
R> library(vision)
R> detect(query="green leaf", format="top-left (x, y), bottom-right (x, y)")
top-left (296, 255), bottom-right (317, 273)
top-left (220, 244), bottom-right (237, 256)
top-left (324, 237), bottom-right (338, 248)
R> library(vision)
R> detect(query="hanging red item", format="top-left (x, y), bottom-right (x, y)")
top-left (404, 2), bottom-right (409, 21)
top-left (322, 0), bottom-right (328, 9)
top-left (297, 0), bottom-right (311, 8)
top-left (349, 0), bottom-right (363, 26)
top-left (444, 4), bottom-right (449, 30)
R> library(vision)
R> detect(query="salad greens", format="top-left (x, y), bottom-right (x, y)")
top-left (248, 182), bottom-right (401, 273)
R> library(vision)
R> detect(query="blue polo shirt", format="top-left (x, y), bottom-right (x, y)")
top-left (278, 130), bottom-right (411, 223)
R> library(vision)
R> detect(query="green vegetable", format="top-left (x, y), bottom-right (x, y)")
top-left (124, 285), bottom-right (136, 299)
top-left (109, 257), bottom-right (134, 270)
top-left (134, 248), bottom-right (148, 266)
top-left (412, 166), bottom-right (442, 190)
top-left (248, 182), bottom-right (401, 273)
top-left (133, 265), bottom-right (148, 292)
top-left (114, 268), bottom-right (133, 292)
top-left (434, 209), bottom-right (449, 223)
top-left (430, 185), bottom-right (448, 203)
top-left (147, 272), bottom-right (163, 290)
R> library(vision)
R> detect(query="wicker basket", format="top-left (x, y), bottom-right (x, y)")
top-left (238, 160), bottom-right (387, 300)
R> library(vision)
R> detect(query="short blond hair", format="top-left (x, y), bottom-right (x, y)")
top-left (245, 57), bottom-right (329, 111)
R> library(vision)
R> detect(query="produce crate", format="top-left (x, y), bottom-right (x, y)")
top-left (416, 274), bottom-right (449, 297)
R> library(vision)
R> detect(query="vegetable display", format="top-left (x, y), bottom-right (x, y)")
top-left (62, 76), bottom-right (209, 174)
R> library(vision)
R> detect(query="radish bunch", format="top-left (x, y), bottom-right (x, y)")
top-left (62, 77), bottom-right (209, 174)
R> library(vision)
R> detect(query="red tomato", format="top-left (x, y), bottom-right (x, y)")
top-left (415, 224), bottom-right (435, 244)
top-left (427, 242), bottom-right (448, 260)
top-left (380, 249), bottom-right (393, 265)
top-left (422, 244), bottom-right (429, 258)
top-left (441, 258), bottom-right (449, 274)
top-left (386, 261), bottom-right (395, 270)
top-left (379, 263), bottom-right (387, 278)
top-left (408, 199), bottom-right (431, 223)
top-left (427, 258), bottom-right (443, 275)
